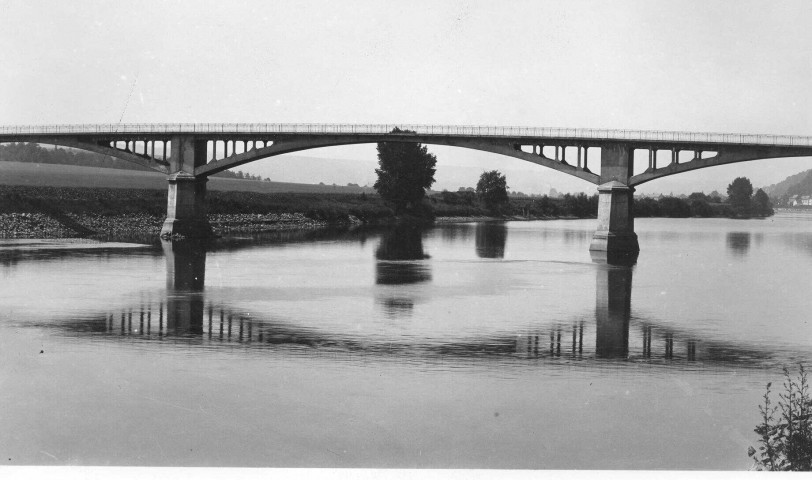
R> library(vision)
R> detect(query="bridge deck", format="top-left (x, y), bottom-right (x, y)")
top-left (1, 123), bottom-right (811, 147)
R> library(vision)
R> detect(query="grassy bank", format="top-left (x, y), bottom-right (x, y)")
top-left (0, 185), bottom-right (602, 240)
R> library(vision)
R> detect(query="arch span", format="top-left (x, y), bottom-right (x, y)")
top-left (0, 136), bottom-right (170, 174)
top-left (629, 145), bottom-right (812, 187)
top-left (194, 134), bottom-right (601, 185)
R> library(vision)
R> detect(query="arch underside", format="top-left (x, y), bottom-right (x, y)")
top-left (5, 135), bottom-right (812, 189)
top-left (194, 135), bottom-right (601, 184)
top-left (629, 146), bottom-right (812, 186)
top-left (0, 136), bottom-right (170, 174)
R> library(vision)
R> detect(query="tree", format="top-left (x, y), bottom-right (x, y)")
top-left (658, 196), bottom-right (692, 217)
top-left (727, 177), bottom-right (754, 214)
top-left (374, 128), bottom-right (437, 214)
top-left (752, 188), bottom-right (774, 217)
top-left (476, 170), bottom-right (509, 211)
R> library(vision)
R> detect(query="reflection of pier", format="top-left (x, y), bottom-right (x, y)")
top-left (40, 235), bottom-right (784, 368)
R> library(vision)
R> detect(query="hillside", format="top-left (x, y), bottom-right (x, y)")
top-left (0, 142), bottom-right (374, 187)
top-left (0, 161), bottom-right (376, 194)
top-left (763, 168), bottom-right (812, 199)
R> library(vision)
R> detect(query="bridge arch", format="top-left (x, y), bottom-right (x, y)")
top-left (0, 137), bottom-right (170, 174)
top-left (629, 146), bottom-right (812, 187)
top-left (194, 134), bottom-right (601, 185)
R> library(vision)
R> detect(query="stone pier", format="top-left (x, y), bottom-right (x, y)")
top-left (160, 136), bottom-right (212, 238)
top-left (589, 143), bottom-right (640, 254)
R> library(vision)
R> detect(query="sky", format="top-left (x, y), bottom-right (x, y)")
top-left (2, 0), bottom-right (812, 194)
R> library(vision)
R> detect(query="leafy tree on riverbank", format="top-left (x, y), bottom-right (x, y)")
top-left (728, 177), bottom-right (754, 215)
top-left (374, 129), bottom-right (437, 215)
top-left (476, 170), bottom-right (509, 212)
top-left (752, 189), bottom-right (774, 216)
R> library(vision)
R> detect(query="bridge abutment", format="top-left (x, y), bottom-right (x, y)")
top-left (590, 144), bottom-right (640, 254)
top-left (160, 136), bottom-right (211, 238)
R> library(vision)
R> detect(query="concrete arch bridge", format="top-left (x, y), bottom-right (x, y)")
top-left (2, 123), bottom-right (811, 253)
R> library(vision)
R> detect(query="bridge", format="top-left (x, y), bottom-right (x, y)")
top-left (3, 123), bottom-right (812, 253)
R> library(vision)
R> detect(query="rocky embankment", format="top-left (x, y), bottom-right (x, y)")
top-left (0, 212), bottom-right (347, 239)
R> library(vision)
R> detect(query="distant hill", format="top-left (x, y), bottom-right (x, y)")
top-left (763, 168), bottom-right (812, 199)
top-left (0, 160), bottom-right (377, 194)
top-left (0, 143), bottom-right (374, 194)
top-left (0, 142), bottom-right (270, 181)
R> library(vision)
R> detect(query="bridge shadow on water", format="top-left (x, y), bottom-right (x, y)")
top-left (29, 225), bottom-right (789, 370)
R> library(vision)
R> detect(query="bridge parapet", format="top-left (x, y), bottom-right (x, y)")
top-left (3, 123), bottom-right (812, 147)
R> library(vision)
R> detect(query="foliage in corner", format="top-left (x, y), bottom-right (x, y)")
top-left (749, 365), bottom-right (812, 471)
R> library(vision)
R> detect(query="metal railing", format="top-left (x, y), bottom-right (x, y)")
top-left (0, 123), bottom-right (811, 147)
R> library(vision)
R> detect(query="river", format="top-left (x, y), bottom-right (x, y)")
top-left (1, 215), bottom-right (811, 469)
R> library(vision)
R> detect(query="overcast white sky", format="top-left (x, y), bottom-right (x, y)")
top-left (2, 0), bottom-right (812, 194)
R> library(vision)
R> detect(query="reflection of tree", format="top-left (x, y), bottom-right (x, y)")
top-left (439, 224), bottom-right (474, 244)
top-left (375, 225), bottom-right (429, 261)
top-left (727, 232), bottom-right (751, 256)
top-left (475, 222), bottom-right (507, 258)
top-left (375, 225), bottom-right (431, 286)
top-left (375, 225), bottom-right (431, 317)
top-left (377, 297), bottom-right (414, 317)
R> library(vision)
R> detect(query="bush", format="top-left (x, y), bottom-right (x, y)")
top-left (750, 365), bottom-right (812, 471)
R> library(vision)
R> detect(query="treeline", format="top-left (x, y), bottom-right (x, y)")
top-left (638, 191), bottom-right (772, 218)
top-left (0, 142), bottom-right (264, 181)
top-left (433, 189), bottom-right (775, 219)
top-left (432, 190), bottom-right (598, 218)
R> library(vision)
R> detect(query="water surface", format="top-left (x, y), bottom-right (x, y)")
top-left (1, 216), bottom-right (811, 469)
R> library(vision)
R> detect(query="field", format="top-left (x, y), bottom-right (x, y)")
top-left (0, 161), bottom-right (375, 194)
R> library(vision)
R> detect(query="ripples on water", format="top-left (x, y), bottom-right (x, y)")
top-left (2, 216), bottom-right (812, 468)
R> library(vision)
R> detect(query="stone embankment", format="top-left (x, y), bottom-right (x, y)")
top-left (0, 212), bottom-right (347, 239)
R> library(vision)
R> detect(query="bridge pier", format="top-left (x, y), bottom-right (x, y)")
top-left (160, 136), bottom-right (212, 238)
top-left (161, 173), bottom-right (211, 238)
top-left (590, 144), bottom-right (640, 254)
top-left (590, 181), bottom-right (639, 253)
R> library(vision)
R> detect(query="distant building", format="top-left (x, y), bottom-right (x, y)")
top-left (788, 195), bottom-right (812, 206)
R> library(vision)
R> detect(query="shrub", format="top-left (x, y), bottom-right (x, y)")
top-left (749, 365), bottom-right (812, 471)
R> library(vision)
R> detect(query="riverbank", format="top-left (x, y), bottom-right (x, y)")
top-left (0, 185), bottom-right (597, 240)
top-left (0, 185), bottom-right (383, 240)
top-left (0, 212), bottom-right (340, 240)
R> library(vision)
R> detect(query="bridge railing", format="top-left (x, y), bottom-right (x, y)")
top-left (1, 123), bottom-right (811, 147)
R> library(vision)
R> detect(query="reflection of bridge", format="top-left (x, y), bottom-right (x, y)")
top-left (38, 235), bottom-right (781, 368)
top-left (3, 124), bottom-right (812, 254)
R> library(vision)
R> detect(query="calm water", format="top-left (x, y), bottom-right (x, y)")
top-left (1, 215), bottom-right (811, 469)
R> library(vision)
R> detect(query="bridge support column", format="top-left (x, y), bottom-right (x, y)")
top-left (161, 173), bottom-right (211, 238)
top-left (590, 182), bottom-right (639, 253)
top-left (590, 143), bottom-right (639, 254)
top-left (160, 136), bottom-right (211, 238)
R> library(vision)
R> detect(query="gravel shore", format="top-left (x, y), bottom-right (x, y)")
top-left (0, 212), bottom-right (345, 239)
